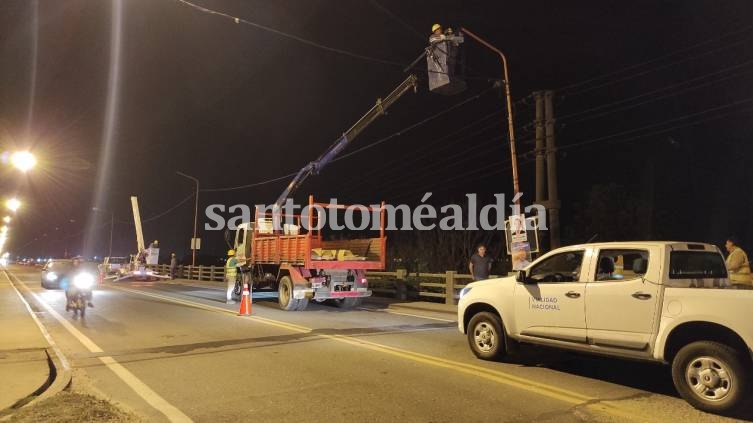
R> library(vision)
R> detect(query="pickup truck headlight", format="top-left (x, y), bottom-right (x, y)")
top-left (459, 286), bottom-right (472, 299)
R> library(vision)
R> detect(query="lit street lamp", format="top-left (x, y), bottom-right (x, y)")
top-left (5, 198), bottom-right (21, 212)
top-left (9, 151), bottom-right (37, 173)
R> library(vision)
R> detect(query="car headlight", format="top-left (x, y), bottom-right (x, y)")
top-left (45, 272), bottom-right (58, 282)
top-left (459, 286), bottom-right (473, 299)
top-left (73, 273), bottom-right (95, 289)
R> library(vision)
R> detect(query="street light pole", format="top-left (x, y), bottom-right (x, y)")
top-left (460, 27), bottom-right (520, 205)
top-left (92, 207), bottom-right (115, 257)
top-left (176, 171), bottom-right (199, 267)
top-left (108, 211), bottom-right (114, 257)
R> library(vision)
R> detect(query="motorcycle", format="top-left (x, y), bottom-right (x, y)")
top-left (65, 271), bottom-right (96, 317)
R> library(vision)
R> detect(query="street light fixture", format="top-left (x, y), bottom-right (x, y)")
top-left (176, 171), bottom-right (199, 267)
top-left (9, 151), bottom-right (37, 173)
top-left (6, 198), bottom-right (21, 212)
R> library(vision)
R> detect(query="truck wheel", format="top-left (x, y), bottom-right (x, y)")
top-left (671, 341), bottom-right (751, 414)
top-left (467, 312), bottom-right (506, 361)
top-left (295, 298), bottom-right (309, 311)
top-left (278, 276), bottom-right (299, 311)
top-left (333, 298), bottom-right (362, 309)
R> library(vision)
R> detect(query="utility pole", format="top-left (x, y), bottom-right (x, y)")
top-left (460, 27), bottom-right (520, 204)
top-left (544, 91), bottom-right (561, 249)
top-left (108, 211), bottom-right (114, 257)
top-left (176, 171), bottom-right (200, 267)
top-left (92, 207), bottom-right (115, 257)
top-left (534, 92), bottom-right (546, 204)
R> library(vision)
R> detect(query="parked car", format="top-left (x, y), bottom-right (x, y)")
top-left (458, 241), bottom-right (753, 414)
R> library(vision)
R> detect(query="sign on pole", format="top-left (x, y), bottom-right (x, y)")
top-left (504, 215), bottom-right (540, 255)
top-left (191, 237), bottom-right (201, 250)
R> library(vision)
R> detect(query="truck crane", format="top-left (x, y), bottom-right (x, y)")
top-left (108, 196), bottom-right (170, 282)
top-left (233, 74), bottom-right (418, 310)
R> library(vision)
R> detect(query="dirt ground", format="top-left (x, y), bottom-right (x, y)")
top-left (1, 391), bottom-right (139, 423)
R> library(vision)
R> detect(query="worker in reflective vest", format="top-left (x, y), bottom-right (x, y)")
top-left (225, 249), bottom-right (238, 304)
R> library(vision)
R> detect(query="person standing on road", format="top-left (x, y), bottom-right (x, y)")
top-left (469, 244), bottom-right (492, 281)
top-left (225, 249), bottom-right (238, 304)
top-left (725, 237), bottom-right (752, 287)
top-left (169, 253), bottom-right (178, 279)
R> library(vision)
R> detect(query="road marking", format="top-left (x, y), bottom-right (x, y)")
top-left (357, 306), bottom-right (456, 322)
top-left (8, 272), bottom-right (192, 423)
top-left (3, 270), bottom-right (71, 373)
top-left (112, 284), bottom-right (656, 422)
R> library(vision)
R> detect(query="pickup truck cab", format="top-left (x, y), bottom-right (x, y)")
top-left (458, 241), bottom-right (753, 414)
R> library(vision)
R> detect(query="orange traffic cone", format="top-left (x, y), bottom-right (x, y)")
top-left (238, 282), bottom-right (252, 316)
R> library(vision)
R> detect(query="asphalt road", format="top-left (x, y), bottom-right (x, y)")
top-left (7, 265), bottom-right (751, 422)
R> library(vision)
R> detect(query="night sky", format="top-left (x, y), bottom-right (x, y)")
top-left (1, 0), bottom-right (752, 262)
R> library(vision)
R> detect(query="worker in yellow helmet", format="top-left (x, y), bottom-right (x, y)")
top-left (225, 249), bottom-right (238, 304)
top-left (430, 23), bottom-right (444, 43)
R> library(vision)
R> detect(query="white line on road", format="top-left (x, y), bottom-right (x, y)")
top-left (4, 270), bottom-right (71, 373)
top-left (8, 271), bottom-right (193, 423)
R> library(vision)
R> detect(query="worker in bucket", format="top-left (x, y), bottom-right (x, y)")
top-left (225, 249), bottom-right (238, 304)
top-left (429, 23), bottom-right (443, 43)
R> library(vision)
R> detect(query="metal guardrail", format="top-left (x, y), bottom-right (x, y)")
top-left (147, 264), bottom-right (505, 304)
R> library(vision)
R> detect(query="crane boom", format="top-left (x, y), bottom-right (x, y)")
top-left (130, 196), bottom-right (145, 252)
top-left (274, 74), bottom-right (418, 208)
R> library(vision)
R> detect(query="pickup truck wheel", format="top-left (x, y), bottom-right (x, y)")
top-left (278, 276), bottom-right (299, 311)
top-left (467, 312), bottom-right (506, 361)
top-left (672, 341), bottom-right (751, 414)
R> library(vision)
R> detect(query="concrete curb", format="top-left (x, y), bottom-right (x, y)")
top-left (3, 270), bottom-right (72, 410)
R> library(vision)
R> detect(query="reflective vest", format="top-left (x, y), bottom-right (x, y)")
top-left (225, 257), bottom-right (238, 279)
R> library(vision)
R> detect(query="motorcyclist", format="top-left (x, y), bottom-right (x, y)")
top-left (62, 257), bottom-right (94, 311)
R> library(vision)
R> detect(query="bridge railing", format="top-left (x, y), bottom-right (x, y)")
top-left (146, 264), bottom-right (508, 305)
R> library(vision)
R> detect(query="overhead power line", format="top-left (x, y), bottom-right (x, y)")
top-left (368, 0), bottom-right (426, 42)
top-left (172, 0), bottom-right (405, 68)
top-left (558, 22), bottom-right (753, 95)
top-left (560, 96), bottom-right (753, 151)
top-left (201, 86), bottom-right (497, 192)
top-left (560, 58), bottom-right (753, 123)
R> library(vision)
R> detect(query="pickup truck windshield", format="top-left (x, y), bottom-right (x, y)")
top-left (669, 251), bottom-right (727, 279)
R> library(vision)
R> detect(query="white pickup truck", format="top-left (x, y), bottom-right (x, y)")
top-left (458, 241), bottom-right (753, 414)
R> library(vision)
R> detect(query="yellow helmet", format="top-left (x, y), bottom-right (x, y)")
top-left (431, 23), bottom-right (442, 33)
top-left (227, 249), bottom-right (236, 256)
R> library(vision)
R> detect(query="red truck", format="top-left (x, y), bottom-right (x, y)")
top-left (233, 196), bottom-right (386, 310)
top-left (232, 75), bottom-right (417, 310)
